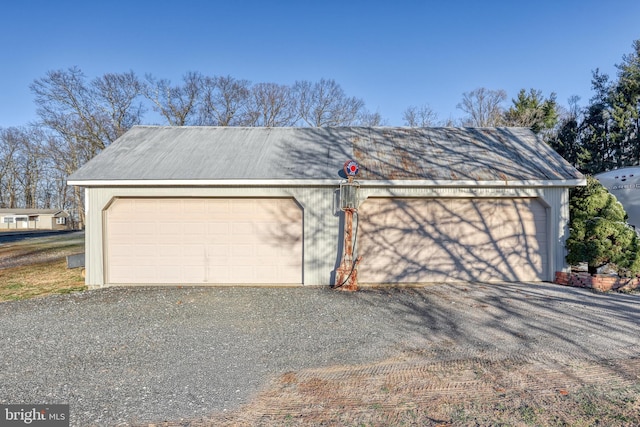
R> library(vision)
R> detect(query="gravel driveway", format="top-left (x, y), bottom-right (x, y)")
top-left (0, 283), bottom-right (639, 426)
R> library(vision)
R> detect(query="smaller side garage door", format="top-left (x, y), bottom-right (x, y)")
top-left (357, 198), bottom-right (548, 283)
top-left (105, 198), bottom-right (303, 285)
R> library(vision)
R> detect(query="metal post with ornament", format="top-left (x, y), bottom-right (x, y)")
top-left (335, 159), bottom-right (362, 291)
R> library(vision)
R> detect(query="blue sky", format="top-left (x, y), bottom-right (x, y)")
top-left (1, 0), bottom-right (639, 127)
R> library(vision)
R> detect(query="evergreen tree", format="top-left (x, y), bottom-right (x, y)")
top-left (612, 40), bottom-right (640, 165)
top-left (580, 70), bottom-right (615, 174)
top-left (503, 88), bottom-right (559, 134)
top-left (576, 40), bottom-right (640, 174)
top-left (566, 176), bottom-right (640, 275)
top-left (548, 96), bottom-right (585, 168)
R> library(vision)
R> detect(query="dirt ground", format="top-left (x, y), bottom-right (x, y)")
top-left (148, 351), bottom-right (639, 426)
top-left (142, 285), bottom-right (640, 427)
top-left (192, 355), bottom-right (640, 426)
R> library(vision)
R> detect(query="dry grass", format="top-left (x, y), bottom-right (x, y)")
top-left (148, 355), bottom-right (640, 427)
top-left (0, 259), bottom-right (86, 302)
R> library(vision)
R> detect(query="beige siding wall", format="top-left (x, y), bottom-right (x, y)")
top-left (84, 186), bottom-right (340, 287)
top-left (83, 185), bottom-right (571, 287)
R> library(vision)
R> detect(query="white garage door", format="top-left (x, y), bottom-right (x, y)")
top-left (357, 198), bottom-right (548, 283)
top-left (105, 198), bottom-right (303, 284)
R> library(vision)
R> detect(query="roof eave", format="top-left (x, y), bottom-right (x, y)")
top-left (67, 178), bottom-right (587, 188)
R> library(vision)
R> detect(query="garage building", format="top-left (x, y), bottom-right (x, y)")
top-left (67, 126), bottom-right (584, 287)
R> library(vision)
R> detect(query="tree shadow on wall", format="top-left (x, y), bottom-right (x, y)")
top-left (266, 127), bottom-right (563, 285)
top-left (355, 196), bottom-right (547, 284)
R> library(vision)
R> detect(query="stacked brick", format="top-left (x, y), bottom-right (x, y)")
top-left (554, 271), bottom-right (640, 292)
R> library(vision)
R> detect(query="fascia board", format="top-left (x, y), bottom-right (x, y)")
top-left (67, 178), bottom-right (587, 188)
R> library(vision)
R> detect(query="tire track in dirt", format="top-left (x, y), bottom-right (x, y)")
top-left (271, 357), bottom-right (634, 413)
top-left (149, 345), bottom-right (640, 426)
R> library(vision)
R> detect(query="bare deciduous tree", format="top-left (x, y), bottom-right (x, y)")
top-left (403, 104), bottom-right (439, 127)
top-left (0, 127), bottom-right (21, 208)
top-left (198, 75), bottom-right (251, 126)
top-left (45, 129), bottom-right (85, 226)
top-left (457, 88), bottom-right (507, 127)
top-left (144, 71), bottom-right (202, 126)
top-left (94, 71), bottom-right (146, 139)
top-left (357, 109), bottom-right (387, 126)
top-left (31, 67), bottom-right (145, 226)
top-left (245, 82), bottom-right (297, 127)
top-left (15, 127), bottom-right (46, 208)
top-left (23, 68), bottom-right (387, 224)
top-left (293, 79), bottom-right (365, 127)
top-left (0, 126), bottom-right (53, 209)
top-left (32, 67), bottom-right (145, 154)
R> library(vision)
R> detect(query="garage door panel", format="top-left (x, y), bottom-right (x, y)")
top-left (133, 266), bottom-right (157, 281)
top-left (109, 221), bottom-right (135, 236)
top-left (255, 265), bottom-right (278, 278)
top-left (155, 200), bottom-right (182, 218)
top-left (180, 232), bottom-right (206, 245)
top-left (106, 198), bottom-right (303, 284)
top-left (156, 265), bottom-right (183, 282)
top-left (182, 255), bottom-right (208, 267)
top-left (133, 221), bottom-right (156, 234)
top-left (206, 222), bottom-right (230, 235)
top-left (232, 224), bottom-right (257, 243)
top-left (230, 199), bottom-right (254, 213)
top-left (358, 198), bottom-right (547, 283)
top-left (157, 222), bottom-right (183, 236)
top-left (204, 266), bottom-right (230, 283)
top-left (230, 250), bottom-right (257, 266)
top-left (205, 244), bottom-right (228, 257)
top-left (255, 243), bottom-right (276, 256)
top-left (157, 244), bottom-right (183, 257)
top-left (183, 199), bottom-right (207, 214)
top-left (135, 254), bottom-right (159, 266)
top-left (110, 254), bottom-right (135, 267)
top-left (185, 267), bottom-right (210, 283)
top-left (109, 200), bottom-right (135, 216)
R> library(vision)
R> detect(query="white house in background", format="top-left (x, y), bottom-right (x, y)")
top-left (595, 166), bottom-right (640, 230)
top-left (0, 208), bottom-right (71, 231)
top-left (68, 126), bottom-right (585, 288)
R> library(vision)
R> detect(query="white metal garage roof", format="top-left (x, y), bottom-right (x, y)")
top-left (68, 126), bottom-right (584, 187)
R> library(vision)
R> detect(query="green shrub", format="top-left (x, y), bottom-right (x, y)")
top-left (566, 176), bottom-right (640, 275)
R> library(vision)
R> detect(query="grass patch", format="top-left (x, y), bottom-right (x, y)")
top-left (0, 259), bottom-right (86, 302)
top-left (0, 232), bottom-right (86, 302)
top-left (0, 232), bottom-right (84, 268)
top-left (444, 384), bottom-right (640, 427)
